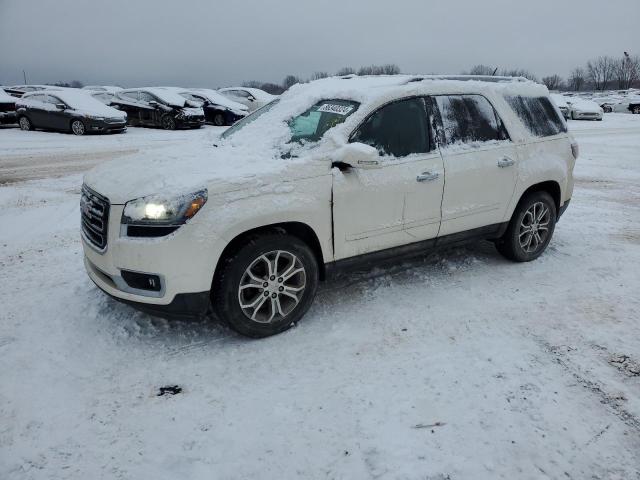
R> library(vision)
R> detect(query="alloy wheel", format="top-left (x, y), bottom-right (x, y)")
top-left (519, 202), bottom-right (551, 253)
top-left (71, 120), bottom-right (85, 135)
top-left (633, 106), bottom-right (640, 114)
top-left (162, 116), bottom-right (175, 130)
top-left (237, 250), bottom-right (306, 323)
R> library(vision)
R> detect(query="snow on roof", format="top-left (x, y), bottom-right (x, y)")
top-left (82, 86), bottom-right (123, 93)
top-left (219, 87), bottom-right (277, 102)
top-left (187, 88), bottom-right (248, 111)
top-left (127, 87), bottom-right (188, 107)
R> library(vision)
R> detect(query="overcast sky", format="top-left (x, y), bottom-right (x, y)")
top-left (1, 0), bottom-right (639, 88)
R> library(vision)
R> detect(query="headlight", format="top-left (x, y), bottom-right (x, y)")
top-left (86, 115), bottom-right (105, 121)
top-left (121, 190), bottom-right (207, 225)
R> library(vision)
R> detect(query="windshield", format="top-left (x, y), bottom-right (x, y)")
top-left (288, 100), bottom-right (359, 143)
top-left (221, 99), bottom-right (279, 139)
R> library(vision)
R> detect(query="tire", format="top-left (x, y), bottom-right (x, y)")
top-left (212, 233), bottom-right (319, 338)
top-left (213, 113), bottom-right (226, 126)
top-left (495, 191), bottom-right (557, 262)
top-left (161, 115), bottom-right (176, 130)
top-left (19, 116), bottom-right (33, 131)
top-left (632, 105), bottom-right (640, 115)
top-left (71, 119), bottom-right (86, 136)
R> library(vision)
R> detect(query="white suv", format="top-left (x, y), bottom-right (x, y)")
top-left (82, 75), bottom-right (577, 337)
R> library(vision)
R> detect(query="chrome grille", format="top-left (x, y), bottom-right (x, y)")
top-left (81, 185), bottom-right (109, 250)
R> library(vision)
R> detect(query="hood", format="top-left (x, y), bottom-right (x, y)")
top-left (83, 132), bottom-right (325, 204)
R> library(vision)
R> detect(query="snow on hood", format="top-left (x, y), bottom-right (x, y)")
top-left (550, 93), bottom-right (569, 108)
top-left (565, 97), bottom-right (602, 112)
top-left (84, 75), bottom-right (548, 203)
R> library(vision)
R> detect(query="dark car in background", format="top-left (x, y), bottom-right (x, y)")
top-left (3, 85), bottom-right (51, 98)
top-left (0, 88), bottom-right (17, 125)
top-left (112, 88), bottom-right (204, 129)
top-left (16, 90), bottom-right (127, 135)
top-left (178, 88), bottom-right (248, 126)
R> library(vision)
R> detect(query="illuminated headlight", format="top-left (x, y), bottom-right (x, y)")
top-left (121, 190), bottom-right (207, 226)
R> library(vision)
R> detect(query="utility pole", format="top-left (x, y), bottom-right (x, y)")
top-left (23, 70), bottom-right (27, 84)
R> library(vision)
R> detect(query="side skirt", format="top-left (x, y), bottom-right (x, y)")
top-left (324, 222), bottom-right (508, 279)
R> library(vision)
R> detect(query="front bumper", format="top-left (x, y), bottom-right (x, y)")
top-left (82, 201), bottom-right (226, 317)
top-left (85, 118), bottom-right (127, 132)
top-left (176, 116), bottom-right (205, 128)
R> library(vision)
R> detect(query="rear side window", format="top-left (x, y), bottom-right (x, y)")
top-left (505, 96), bottom-right (567, 137)
top-left (351, 97), bottom-right (429, 157)
top-left (434, 94), bottom-right (509, 145)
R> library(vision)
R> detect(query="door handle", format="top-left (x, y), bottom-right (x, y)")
top-left (416, 171), bottom-right (439, 182)
top-left (497, 157), bottom-right (515, 168)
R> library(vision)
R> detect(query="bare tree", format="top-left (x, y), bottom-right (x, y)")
top-left (357, 64), bottom-right (400, 76)
top-left (587, 56), bottom-right (616, 90)
top-left (466, 64), bottom-right (496, 76)
top-left (568, 67), bottom-right (586, 91)
top-left (242, 80), bottom-right (285, 95)
top-left (282, 75), bottom-right (301, 90)
top-left (336, 67), bottom-right (355, 76)
top-left (310, 72), bottom-right (329, 81)
top-left (542, 74), bottom-right (563, 90)
top-left (615, 52), bottom-right (640, 90)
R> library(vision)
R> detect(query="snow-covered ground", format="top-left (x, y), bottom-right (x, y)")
top-left (1, 117), bottom-right (639, 479)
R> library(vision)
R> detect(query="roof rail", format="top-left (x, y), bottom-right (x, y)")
top-left (406, 75), bottom-right (530, 84)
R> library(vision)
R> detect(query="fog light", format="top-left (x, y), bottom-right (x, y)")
top-left (121, 270), bottom-right (162, 292)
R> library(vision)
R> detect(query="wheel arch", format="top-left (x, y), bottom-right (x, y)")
top-left (517, 180), bottom-right (561, 214)
top-left (212, 221), bottom-right (327, 292)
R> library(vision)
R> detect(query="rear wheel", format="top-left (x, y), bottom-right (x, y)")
top-left (496, 191), bottom-right (557, 262)
top-left (71, 119), bottom-right (86, 135)
top-left (161, 115), bottom-right (176, 130)
top-left (19, 116), bottom-right (33, 131)
top-left (632, 105), bottom-right (640, 114)
top-left (212, 233), bottom-right (319, 338)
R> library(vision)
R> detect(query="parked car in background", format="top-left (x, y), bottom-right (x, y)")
top-left (112, 88), bottom-right (204, 129)
top-left (82, 86), bottom-right (123, 93)
top-left (550, 93), bottom-right (570, 119)
top-left (0, 88), bottom-right (17, 125)
top-left (609, 96), bottom-right (640, 114)
top-left (565, 97), bottom-right (603, 120)
top-left (81, 75), bottom-right (575, 338)
top-left (178, 88), bottom-right (248, 126)
top-left (16, 90), bottom-right (127, 135)
top-left (218, 87), bottom-right (276, 112)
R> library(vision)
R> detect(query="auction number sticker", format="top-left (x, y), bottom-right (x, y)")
top-left (317, 104), bottom-right (354, 115)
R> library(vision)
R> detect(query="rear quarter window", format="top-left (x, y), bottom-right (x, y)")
top-left (505, 96), bottom-right (567, 137)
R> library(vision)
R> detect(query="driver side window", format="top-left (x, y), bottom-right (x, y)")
top-left (351, 97), bottom-right (430, 158)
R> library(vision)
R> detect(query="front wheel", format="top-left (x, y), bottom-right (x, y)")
top-left (161, 115), bottom-right (176, 130)
top-left (495, 191), bottom-right (557, 262)
top-left (71, 119), bottom-right (86, 135)
top-left (213, 113), bottom-right (226, 126)
top-left (632, 105), bottom-right (640, 115)
top-left (213, 233), bottom-right (319, 338)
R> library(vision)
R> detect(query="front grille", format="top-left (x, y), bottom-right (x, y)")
top-left (105, 117), bottom-right (125, 124)
top-left (81, 185), bottom-right (110, 250)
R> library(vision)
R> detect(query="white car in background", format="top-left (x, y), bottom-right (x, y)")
top-left (81, 75), bottom-right (576, 338)
top-left (565, 97), bottom-right (603, 120)
top-left (609, 96), bottom-right (640, 114)
top-left (550, 93), bottom-right (570, 119)
top-left (218, 87), bottom-right (276, 112)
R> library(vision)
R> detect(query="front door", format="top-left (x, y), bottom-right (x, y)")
top-left (333, 97), bottom-right (444, 260)
top-left (432, 94), bottom-right (518, 236)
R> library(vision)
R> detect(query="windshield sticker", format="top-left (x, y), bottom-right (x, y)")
top-left (317, 104), bottom-right (354, 115)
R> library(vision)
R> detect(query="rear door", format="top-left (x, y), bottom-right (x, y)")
top-left (23, 94), bottom-right (48, 127)
top-left (433, 94), bottom-right (518, 236)
top-left (333, 97), bottom-right (444, 259)
top-left (115, 91), bottom-right (142, 125)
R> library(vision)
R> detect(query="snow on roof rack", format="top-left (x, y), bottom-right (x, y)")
top-left (406, 75), bottom-right (530, 84)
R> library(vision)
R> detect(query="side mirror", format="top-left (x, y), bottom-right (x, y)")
top-left (148, 100), bottom-right (158, 107)
top-left (247, 95), bottom-right (255, 102)
top-left (332, 142), bottom-right (382, 170)
top-left (56, 103), bottom-right (66, 110)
